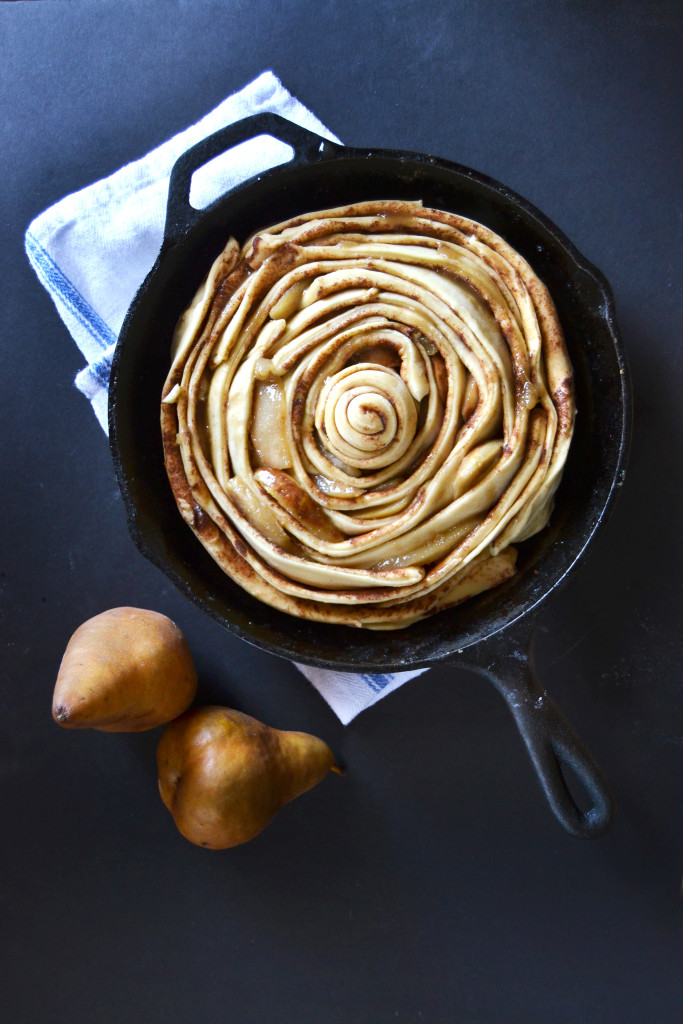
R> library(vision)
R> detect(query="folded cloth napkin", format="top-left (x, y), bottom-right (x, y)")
top-left (25, 70), bottom-right (428, 724)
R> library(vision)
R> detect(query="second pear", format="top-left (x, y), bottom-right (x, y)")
top-left (157, 705), bottom-right (340, 849)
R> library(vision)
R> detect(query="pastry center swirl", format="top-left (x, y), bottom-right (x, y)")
top-left (319, 366), bottom-right (417, 468)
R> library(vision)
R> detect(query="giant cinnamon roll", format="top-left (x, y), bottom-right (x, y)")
top-left (161, 200), bottom-right (574, 628)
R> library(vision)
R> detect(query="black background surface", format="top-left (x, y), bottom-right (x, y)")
top-left (2, 2), bottom-right (682, 1022)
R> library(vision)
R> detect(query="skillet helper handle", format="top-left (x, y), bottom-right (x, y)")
top-left (464, 622), bottom-right (615, 838)
top-left (164, 112), bottom-right (339, 248)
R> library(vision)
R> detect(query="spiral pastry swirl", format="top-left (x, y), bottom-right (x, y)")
top-left (161, 200), bottom-right (574, 629)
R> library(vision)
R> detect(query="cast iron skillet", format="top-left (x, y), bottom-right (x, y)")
top-left (109, 113), bottom-right (631, 839)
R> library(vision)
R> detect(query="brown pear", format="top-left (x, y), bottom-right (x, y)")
top-left (157, 705), bottom-right (340, 849)
top-left (52, 607), bottom-right (197, 732)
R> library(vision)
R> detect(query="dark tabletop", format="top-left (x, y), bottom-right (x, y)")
top-left (2, 2), bottom-right (682, 1022)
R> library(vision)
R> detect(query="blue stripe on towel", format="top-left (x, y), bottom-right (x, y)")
top-left (76, 346), bottom-right (115, 392)
top-left (25, 232), bottom-right (116, 351)
top-left (361, 673), bottom-right (392, 693)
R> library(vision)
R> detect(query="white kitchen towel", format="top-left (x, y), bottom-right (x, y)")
top-left (295, 665), bottom-right (428, 726)
top-left (24, 70), bottom-right (428, 724)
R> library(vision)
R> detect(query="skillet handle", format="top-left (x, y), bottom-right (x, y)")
top-left (164, 112), bottom-right (340, 248)
top-left (462, 619), bottom-right (615, 838)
